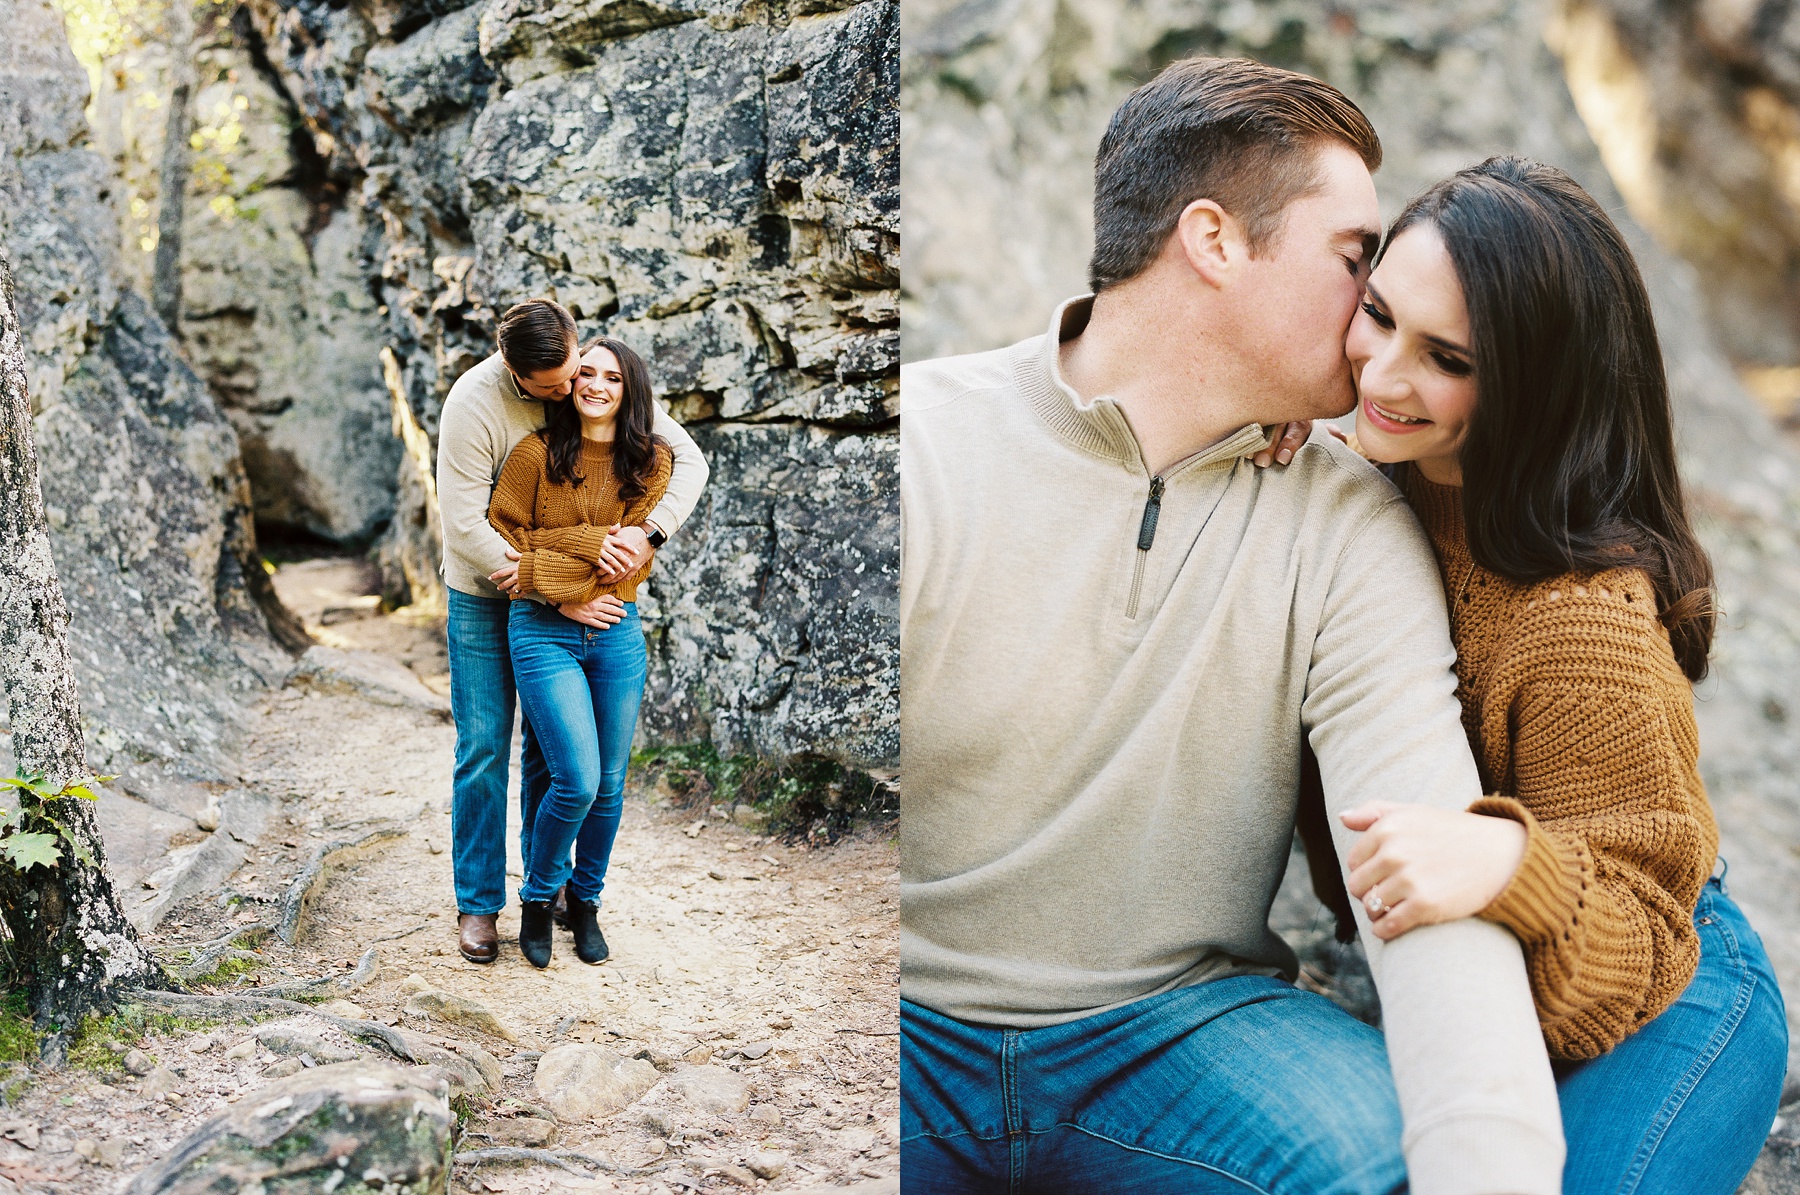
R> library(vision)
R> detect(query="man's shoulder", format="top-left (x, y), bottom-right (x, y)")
top-left (1284, 426), bottom-right (1407, 519)
top-left (442, 353), bottom-right (507, 419)
top-left (901, 338), bottom-right (1036, 417)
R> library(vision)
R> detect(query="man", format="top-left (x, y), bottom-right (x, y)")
top-left (437, 298), bottom-right (709, 963)
top-left (901, 58), bottom-right (1563, 1194)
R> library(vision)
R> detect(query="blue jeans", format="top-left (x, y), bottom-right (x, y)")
top-left (1557, 877), bottom-right (1787, 1195)
top-left (507, 599), bottom-right (647, 905)
top-left (446, 589), bottom-right (550, 916)
top-left (901, 976), bottom-right (1408, 1194)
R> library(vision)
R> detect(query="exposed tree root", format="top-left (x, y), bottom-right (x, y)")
top-left (124, 988), bottom-right (416, 1060)
top-left (279, 827), bottom-right (407, 944)
top-left (451, 1146), bottom-right (670, 1178)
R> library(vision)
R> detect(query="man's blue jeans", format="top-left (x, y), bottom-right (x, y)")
top-left (901, 976), bottom-right (1409, 1194)
top-left (1556, 877), bottom-right (1787, 1195)
top-left (903, 880), bottom-right (1788, 1195)
top-left (507, 599), bottom-right (647, 905)
top-left (446, 589), bottom-right (550, 916)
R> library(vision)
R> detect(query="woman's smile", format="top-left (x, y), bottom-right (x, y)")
top-left (1360, 394), bottom-right (1433, 432)
top-left (577, 387), bottom-right (618, 417)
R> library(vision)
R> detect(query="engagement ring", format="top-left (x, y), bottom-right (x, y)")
top-left (1366, 890), bottom-right (1388, 917)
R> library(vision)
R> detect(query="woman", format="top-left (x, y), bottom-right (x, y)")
top-left (1310, 156), bottom-right (1787, 1193)
top-left (488, 336), bottom-right (671, 969)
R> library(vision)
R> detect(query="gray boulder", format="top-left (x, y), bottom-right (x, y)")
top-left (126, 1060), bottom-right (453, 1195)
top-left (533, 1043), bottom-right (659, 1121)
top-left (286, 644), bottom-right (451, 716)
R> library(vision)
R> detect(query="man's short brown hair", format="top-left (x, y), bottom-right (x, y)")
top-left (1088, 57), bottom-right (1381, 291)
top-left (497, 298), bottom-right (578, 376)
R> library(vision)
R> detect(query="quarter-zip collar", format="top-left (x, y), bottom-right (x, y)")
top-left (1018, 294), bottom-right (1275, 475)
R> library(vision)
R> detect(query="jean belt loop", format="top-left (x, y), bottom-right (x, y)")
top-left (1711, 855), bottom-right (1729, 893)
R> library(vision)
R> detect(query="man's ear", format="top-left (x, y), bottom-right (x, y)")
top-left (1173, 199), bottom-right (1244, 287)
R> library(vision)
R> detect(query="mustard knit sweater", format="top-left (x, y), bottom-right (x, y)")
top-left (1402, 468), bottom-right (1718, 1059)
top-left (487, 433), bottom-right (673, 605)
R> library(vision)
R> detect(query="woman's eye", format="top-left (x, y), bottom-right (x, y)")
top-left (1432, 352), bottom-right (1472, 377)
top-left (1359, 300), bottom-right (1393, 329)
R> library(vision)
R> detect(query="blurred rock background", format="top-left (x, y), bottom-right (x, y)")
top-left (903, 0), bottom-right (1800, 1185)
top-left (1, 0), bottom-right (895, 808)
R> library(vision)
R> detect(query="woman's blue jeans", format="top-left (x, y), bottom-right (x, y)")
top-left (507, 599), bottom-right (647, 906)
top-left (1556, 876), bottom-right (1787, 1195)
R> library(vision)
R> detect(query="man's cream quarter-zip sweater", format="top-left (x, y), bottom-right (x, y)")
top-left (900, 296), bottom-right (1565, 1195)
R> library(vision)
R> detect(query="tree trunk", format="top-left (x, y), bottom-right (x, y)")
top-left (0, 252), bottom-right (166, 1052)
top-left (151, 0), bottom-right (196, 331)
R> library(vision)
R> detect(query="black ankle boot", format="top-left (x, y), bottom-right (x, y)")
top-left (568, 897), bottom-right (609, 965)
top-left (518, 899), bottom-right (554, 969)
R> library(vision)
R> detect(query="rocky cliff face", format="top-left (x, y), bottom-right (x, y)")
top-left (230, 0), bottom-right (899, 767)
top-left (0, 0), bottom-right (290, 780)
top-left (902, 0), bottom-right (1800, 1167)
top-left (1553, 0), bottom-right (1800, 378)
top-left (88, 10), bottom-right (401, 546)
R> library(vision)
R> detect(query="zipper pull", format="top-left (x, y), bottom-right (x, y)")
top-left (1136, 476), bottom-right (1165, 551)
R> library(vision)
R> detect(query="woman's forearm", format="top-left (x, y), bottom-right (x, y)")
top-left (1472, 795), bottom-right (1706, 1059)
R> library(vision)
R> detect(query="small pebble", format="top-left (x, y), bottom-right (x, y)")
top-left (224, 1040), bottom-right (255, 1060)
top-left (121, 1049), bottom-right (155, 1076)
top-left (749, 1104), bottom-right (781, 1126)
top-left (188, 1036), bottom-right (214, 1054)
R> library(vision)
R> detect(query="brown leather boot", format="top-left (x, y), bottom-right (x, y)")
top-left (458, 913), bottom-right (499, 964)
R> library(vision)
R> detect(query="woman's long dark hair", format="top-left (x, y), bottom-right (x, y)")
top-left (540, 336), bottom-right (666, 502)
top-left (1383, 156), bottom-right (1715, 681)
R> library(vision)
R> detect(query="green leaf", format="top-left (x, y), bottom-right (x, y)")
top-left (2, 834), bottom-right (61, 870)
top-left (62, 787), bottom-right (96, 802)
top-left (0, 777), bottom-right (43, 797)
top-left (32, 816), bottom-right (92, 867)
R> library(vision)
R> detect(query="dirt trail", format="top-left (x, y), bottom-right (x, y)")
top-left (0, 560), bottom-right (898, 1194)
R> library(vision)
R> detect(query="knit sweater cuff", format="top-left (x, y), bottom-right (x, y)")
top-left (1470, 795), bottom-right (1584, 947)
top-left (515, 552), bottom-right (538, 598)
top-left (1405, 1112), bottom-right (1565, 1195)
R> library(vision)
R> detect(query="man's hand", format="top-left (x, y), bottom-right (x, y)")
top-left (1252, 421), bottom-right (1312, 468)
top-left (594, 524), bottom-right (653, 584)
top-left (1339, 802), bottom-right (1528, 941)
top-left (489, 548), bottom-right (523, 594)
top-left (558, 594), bottom-right (627, 628)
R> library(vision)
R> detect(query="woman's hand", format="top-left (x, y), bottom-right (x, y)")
top-left (1339, 802), bottom-right (1528, 941)
top-left (1252, 421), bottom-right (1312, 468)
top-left (489, 548), bottom-right (523, 594)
